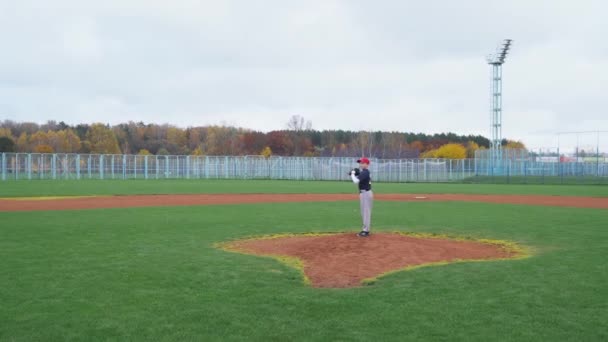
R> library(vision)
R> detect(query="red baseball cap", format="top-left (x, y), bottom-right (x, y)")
top-left (357, 157), bottom-right (370, 164)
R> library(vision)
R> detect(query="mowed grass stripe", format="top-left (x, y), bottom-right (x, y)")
top-left (1, 179), bottom-right (608, 197)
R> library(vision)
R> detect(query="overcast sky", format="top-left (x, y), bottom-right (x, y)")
top-left (1, 0), bottom-right (607, 151)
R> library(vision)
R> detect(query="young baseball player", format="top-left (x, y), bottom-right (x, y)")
top-left (350, 157), bottom-right (373, 237)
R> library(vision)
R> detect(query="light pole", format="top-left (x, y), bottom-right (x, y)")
top-left (486, 39), bottom-right (513, 173)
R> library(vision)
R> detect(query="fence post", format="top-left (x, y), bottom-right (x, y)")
top-left (449, 159), bottom-right (452, 181)
top-left (99, 155), bottom-right (103, 179)
top-left (52, 154), bottom-right (57, 179)
top-left (75, 155), bottom-right (80, 179)
top-left (165, 156), bottom-right (169, 178)
top-left (222, 156), bottom-right (227, 179)
top-left (215, 157), bottom-right (219, 179)
top-left (122, 155), bottom-right (126, 179)
top-left (1, 153), bottom-right (5, 181)
top-left (37, 154), bottom-right (42, 180)
top-left (175, 156), bottom-right (182, 178)
top-left (145, 155), bottom-right (149, 179)
top-left (133, 155), bottom-right (137, 179)
top-left (398, 160), bottom-right (402, 183)
top-left (205, 156), bottom-right (209, 179)
top-left (186, 156), bottom-right (190, 179)
top-left (27, 153), bottom-right (32, 180)
top-left (155, 156), bottom-right (159, 179)
top-left (462, 159), bottom-right (465, 180)
top-left (542, 161), bottom-right (545, 184)
top-left (423, 159), bottom-right (427, 182)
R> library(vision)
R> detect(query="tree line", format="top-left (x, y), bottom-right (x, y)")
top-left (0, 116), bottom-right (522, 159)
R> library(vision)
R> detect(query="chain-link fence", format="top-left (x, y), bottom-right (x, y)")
top-left (0, 153), bottom-right (478, 183)
top-left (473, 148), bottom-right (608, 184)
top-left (2, 153), bottom-right (607, 184)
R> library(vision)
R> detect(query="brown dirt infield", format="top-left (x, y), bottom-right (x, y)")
top-left (223, 233), bottom-right (519, 288)
top-left (1, 193), bottom-right (607, 211)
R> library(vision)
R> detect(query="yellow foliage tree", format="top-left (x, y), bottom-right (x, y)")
top-left (63, 129), bottom-right (82, 153)
top-left (261, 146), bottom-right (272, 158)
top-left (86, 123), bottom-right (121, 154)
top-left (465, 141), bottom-right (480, 158)
top-left (423, 143), bottom-right (467, 159)
top-left (505, 140), bottom-right (526, 149)
top-left (0, 127), bottom-right (12, 139)
top-left (138, 149), bottom-right (152, 155)
top-left (191, 145), bottom-right (204, 156)
top-left (438, 143), bottom-right (466, 159)
top-left (420, 149), bottom-right (437, 158)
top-left (34, 144), bottom-right (54, 153)
top-left (29, 131), bottom-right (50, 152)
top-left (435, 143), bottom-right (467, 159)
top-left (167, 126), bottom-right (187, 147)
top-left (16, 132), bottom-right (29, 152)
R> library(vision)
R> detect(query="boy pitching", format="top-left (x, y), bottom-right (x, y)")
top-left (350, 157), bottom-right (373, 237)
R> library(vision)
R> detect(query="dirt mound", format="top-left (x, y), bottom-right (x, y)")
top-left (223, 233), bottom-right (520, 288)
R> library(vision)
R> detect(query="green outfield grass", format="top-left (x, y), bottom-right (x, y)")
top-left (1, 182), bottom-right (608, 341)
top-left (466, 175), bottom-right (608, 185)
top-left (2, 179), bottom-right (608, 197)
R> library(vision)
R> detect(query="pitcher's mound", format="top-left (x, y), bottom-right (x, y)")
top-left (221, 233), bottom-right (523, 288)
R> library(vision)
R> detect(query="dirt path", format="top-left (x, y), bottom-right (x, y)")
top-left (1, 193), bottom-right (607, 212)
top-left (225, 233), bottom-right (518, 288)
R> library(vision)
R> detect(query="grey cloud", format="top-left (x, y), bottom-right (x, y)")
top-left (1, 0), bottom-right (607, 151)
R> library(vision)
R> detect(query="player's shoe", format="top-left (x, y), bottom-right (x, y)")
top-left (357, 231), bottom-right (370, 237)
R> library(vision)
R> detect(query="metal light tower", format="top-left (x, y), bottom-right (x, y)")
top-left (486, 39), bottom-right (512, 172)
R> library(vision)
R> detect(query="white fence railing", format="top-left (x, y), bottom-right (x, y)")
top-left (0, 153), bottom-right (474, 182)
top-left (1, 153), bottom-right (607, 183)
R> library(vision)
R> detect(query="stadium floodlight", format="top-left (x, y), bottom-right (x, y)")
top-left (486, 39), bottom-right (513, 173)
top-left (486, 39), bottom-right (512, 65)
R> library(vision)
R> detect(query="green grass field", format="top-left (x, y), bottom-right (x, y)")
top-left (1, 180), bottom-right (608, 341)
top-left (466, 175), bottom-right (608, 186)
top-left (2, 179), bottom-right (608, 197)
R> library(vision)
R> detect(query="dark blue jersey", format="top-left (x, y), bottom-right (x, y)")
top-left (358, 169), bottom-right (372, 191)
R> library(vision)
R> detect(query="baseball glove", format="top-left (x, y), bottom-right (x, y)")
top-left (348, 168), bottom-right (361, 176)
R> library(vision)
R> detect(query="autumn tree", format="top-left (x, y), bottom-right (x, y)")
top-left (29, 131), bottom-right (50, 152)
top-left (61, 129), bottom-right (82, 152)
top-left (286, 115), bottom-right (312, 131)
top-left (167, 126), bottom-right (188, 154)
top-left (204, 126), bottom-right (243, 155)
top-left (465, 141), bottom-right (480, 158)
top-left (0, 137), bottom-right (16, 152)
top-left (504, 140), bottom-right (526, 149)
top-left (267, 131), bottom-right (293, 156)
top-left (16, 132), bottom-right (29, 152)
top-left (113, 125), bottom-right (130, 154)
top-left (86, 123), bottom-right (121, 154)
top-left (410, 141), bottom-right (425, 154)
top-left (261, 146), bottom-right (272, 158)
top-left (241, 132), bottom-right (267, 155)
top-left (187, 128), bottom-right (205, 151)
top-left (423, 143), bottom-right (467, 159)
top-left (1, 120), bottom-right (507, 157)
top-left (34, 145), bottom-right (54, 153)
top-left (0, 127), bottom-right (12, 139)
top-left (191, 145), bottom-right (204, 156)
top-left (286, 115), bottom-right (312, 156)
top-left (352, 131), bottom-right (372, 157)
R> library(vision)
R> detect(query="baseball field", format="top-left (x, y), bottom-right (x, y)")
top-left (1, 180), bottom-right (607, 341)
